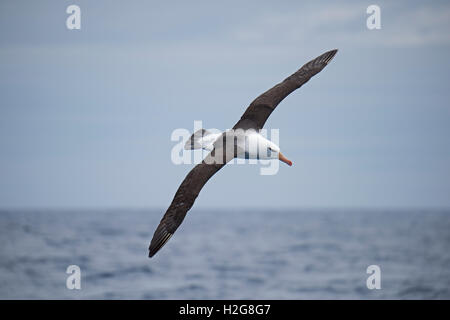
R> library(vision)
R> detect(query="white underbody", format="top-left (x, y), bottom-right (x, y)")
top-left (185, 129), bottom-right (280, 160)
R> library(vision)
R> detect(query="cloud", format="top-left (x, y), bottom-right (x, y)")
top-left (379, 3), bottom-right (450, 46)
top-left (225, 2), bottom-right (450, 48)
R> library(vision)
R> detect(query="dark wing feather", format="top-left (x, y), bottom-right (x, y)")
top-left (149, 154), bottom-right (228, 257)
top-left (233, 49), bottom-right (338, 131)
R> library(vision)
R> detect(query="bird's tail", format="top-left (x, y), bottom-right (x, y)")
top-left (184, 128), bottom-right (214, 150)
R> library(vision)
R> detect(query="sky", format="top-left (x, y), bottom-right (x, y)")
top-left (0, 0), bottom-right (450, 209)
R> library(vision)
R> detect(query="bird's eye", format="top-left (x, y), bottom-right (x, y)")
top-left (268, 147), bottom-right (273, 152)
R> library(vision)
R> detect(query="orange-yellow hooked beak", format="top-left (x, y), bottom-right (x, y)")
top-left (278, 152), bottom-right (293, 166)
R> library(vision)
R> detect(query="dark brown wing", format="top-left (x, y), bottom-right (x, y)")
top-left (233, 49), bottom-right (338, 131)
top-left (149, 153), bottom-right (229, 257)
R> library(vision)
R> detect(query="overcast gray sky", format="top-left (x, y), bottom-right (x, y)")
top-left (1, 0), bottom-right (450, 209)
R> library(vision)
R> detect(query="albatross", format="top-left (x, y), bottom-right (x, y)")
top-left (149, 49), bottom-right (338, 257)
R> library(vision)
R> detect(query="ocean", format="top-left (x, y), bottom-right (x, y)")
top-left (0, 209), bottom-right (449, 299)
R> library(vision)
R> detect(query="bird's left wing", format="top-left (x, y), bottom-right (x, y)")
top-left (149, 153), bottom-right (229, 257)
top-left (233, 49), bottom-right (338, 131)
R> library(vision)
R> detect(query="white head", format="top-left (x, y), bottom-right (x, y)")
top-left (244, 132), bottom-right (292, 166)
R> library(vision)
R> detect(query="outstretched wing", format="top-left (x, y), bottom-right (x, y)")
top-left (149, 153), bottom-right (228, 257)
top-left (233, 49), bottom-right (338, 131)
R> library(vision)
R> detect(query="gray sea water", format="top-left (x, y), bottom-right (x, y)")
top-left (0, 209), bottom-right (449, 299)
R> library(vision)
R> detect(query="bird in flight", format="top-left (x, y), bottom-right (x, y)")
top-left (149, 49), bottom-right (338, 257)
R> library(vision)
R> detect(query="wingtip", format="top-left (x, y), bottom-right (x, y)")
top-left (148, 231), bottom-right (173, 258)
top-left (148, 247), bottom-right (158, 258)
top-left (324, 49), bottom-right (338, 64)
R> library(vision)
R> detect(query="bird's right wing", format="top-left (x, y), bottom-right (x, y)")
top-left (233, 49), bottom-right (338, 131)
top-left (148, 150), bottom-right (231, 257)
